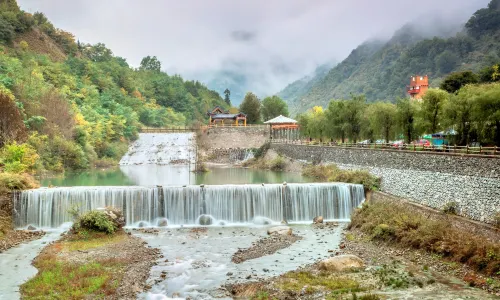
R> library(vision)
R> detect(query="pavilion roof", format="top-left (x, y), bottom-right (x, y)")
top-left (264, 115), bottom-right (298, 124)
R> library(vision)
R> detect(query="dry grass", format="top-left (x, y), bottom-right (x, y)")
top-left (276, 271), bottom-right (361, 295)
top-left (350, 200), bottom-right (500, 276)
top-left (21, 231), bottom-right (128, 299)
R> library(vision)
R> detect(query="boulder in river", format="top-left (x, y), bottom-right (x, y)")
top-left (281, 220), bottom-right (288, 225)
top-left (267, 226), bottom-right (292, 236)
top-left (27, 225), bottom-right (37, 231)
top-left (138, 221), bottom-right (148, 228)
top-left (313, 216), bottom-right (324, 224)
top-left (198, 215), bottom-right (213, 226)
top-left (157, 218), bottom-right (168, 227)
top-left (318, 254), bottom-right (364, 272)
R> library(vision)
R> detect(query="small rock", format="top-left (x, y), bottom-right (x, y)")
top-left (313, 216), bottom-right (324, 224)
top-left (138, 221), bottom-right (147, 228)
top-left (339, 242), bottom-right (346, 249)
top-left (318, 255), bottom-right (364, 272)
top-left (27, 225), bottom-right (36, 231)
top-left (226, 272), bottom-right (233, 276)
top-left (267, 226), bottom-right (292, 236)
top-left (281, 220), bottom-right (288, 225)
top-left (263, 268), bottom-right (269, 272)
top-left (198, 215), bottom-right (213, 226)
top-left (246, 275), bottom-right (252, 279)
top-left (157, 218), bottom-right (168, 227)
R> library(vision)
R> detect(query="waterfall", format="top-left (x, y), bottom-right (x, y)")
top-left (15, 183), bottom-right (365, 228)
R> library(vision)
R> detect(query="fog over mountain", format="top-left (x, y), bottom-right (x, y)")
top-left (18, 0), bottom-right (489, 104)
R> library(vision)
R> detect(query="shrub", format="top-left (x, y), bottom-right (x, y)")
top-left (302, 164), bottom-right (381, 191)
top-left (0, 142), bottom-right (38, 174)
top-left (269, 155), bottom-right (286, 171)
top-left (442, 201), bottom-right (459, 215)
top-left (72, 207), bottom-right (124, 234)
top-left (350, 201), bottom-right (500, 276)
top-left (0, 172), bottom-right (38, 192)
top-left (254, 142), bottom-right (270, 159)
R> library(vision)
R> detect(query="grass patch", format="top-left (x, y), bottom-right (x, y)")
top-left (21, 231), bottom-right (126, 299)
top-left (350, 201), bottom-right (500, 276)
top-left (277, 271), bottom-right (361, 295)
top-left (62, 231), bottom-right (126, 251)
top-left (302, 164), bottom-right (380, 191)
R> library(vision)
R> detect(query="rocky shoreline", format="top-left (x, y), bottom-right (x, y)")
top-left (232, 231), bottom-right (302, 264)
top-left (0, 229), bottom-right (45, 253)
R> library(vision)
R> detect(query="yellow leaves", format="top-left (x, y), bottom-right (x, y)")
top-left (312, 106), bottom-right (324, 114)
top-left (0, 84), bottom-right (15, 101)
top-left (492, 65), bottom-right (500, 81)
top-left (74, 112), bottom-right (88, 126)
top-left (19, 41), bottom-right (29, 51)
top-left (120, 88), bottom-right (128, 96)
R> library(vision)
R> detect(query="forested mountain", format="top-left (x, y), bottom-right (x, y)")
top-left (286, 0), bottom-right (500, 113)
top-left (277, 62), bottom-right (335, 115)
top-left (0, 0), bottom-right (226, 172)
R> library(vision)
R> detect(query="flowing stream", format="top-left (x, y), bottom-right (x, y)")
top-left (14, 183), bottom-right (364, 228)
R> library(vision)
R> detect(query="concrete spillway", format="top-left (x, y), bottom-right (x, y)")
top-left (119, 133), bottom-right (196, 165)
top-left (14, 183), bottom-right (365, 228)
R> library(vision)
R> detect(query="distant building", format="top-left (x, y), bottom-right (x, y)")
top-left (207, 106), bottom-right (247, 126)
top-left (407, 75), bottom-right (429, 100)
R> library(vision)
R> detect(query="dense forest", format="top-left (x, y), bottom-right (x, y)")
top-left (0, 0), bottom-right (227, 175)
top-left (283, 0), bottom-right (500, 114)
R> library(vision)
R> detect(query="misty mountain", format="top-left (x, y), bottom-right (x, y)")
top-left (285, 1), bottom-right (500, 114)
top-left (277, 62), bottom-right (336, 115)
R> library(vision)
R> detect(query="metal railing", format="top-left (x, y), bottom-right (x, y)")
top-left (270, 139), bottom-right (500, 157)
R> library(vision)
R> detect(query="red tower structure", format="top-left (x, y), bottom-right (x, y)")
top-left (407, 75), bottom-right (429, 100)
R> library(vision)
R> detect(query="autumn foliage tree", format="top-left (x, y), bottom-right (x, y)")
top-left (0, 90), bottom-right (26, 147)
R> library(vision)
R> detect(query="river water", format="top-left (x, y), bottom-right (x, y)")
top-left (138, 224), bottom-right (346, 300)
top-left (39, 165), bottom-right (311, 187)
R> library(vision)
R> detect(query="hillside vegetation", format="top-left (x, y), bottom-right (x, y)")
top-left (284, 0), bottom-right (500, 113)
top-left (0, 0), bottom-right (226, 175)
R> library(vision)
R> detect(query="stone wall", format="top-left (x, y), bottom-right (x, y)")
top-left (202, 126), bottom-right (269, 149)
top-left (206, 148), bottom-right (254, 164)
top-left (271, 143), bottom-right (500, 223)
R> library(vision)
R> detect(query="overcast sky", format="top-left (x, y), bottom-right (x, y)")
top-left (18, 0), bottom-right (490, 97)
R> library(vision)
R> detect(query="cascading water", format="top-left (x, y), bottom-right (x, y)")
top-left (14, 183), bottom-right (365, 228)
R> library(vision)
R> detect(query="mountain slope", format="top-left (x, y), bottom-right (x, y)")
top-left (290, 1), bottom-right (500, 112)
top-left (277, 62), bottom-right (335, 115)
top-left (0, 0), bottom-right (226, 172)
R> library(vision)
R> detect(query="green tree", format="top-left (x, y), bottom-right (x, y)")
top-left (0, 15), bottom-right (15, 42)
top-left (261, 95), bottom-right (289, 121)
top-left (224, 88), bottom-right (231, 106)
top-left (440, 71), bottom-right (479, 93)
top-left (139, 56), bottom-right (161, 72)
top-left (325, 100), bottom-right (347, 143)
top-left (239, 92), bottom-right (261, 123)
top-left (344, 95), bottom-right (366, 143)
top-left (420, 89), bottom-right (448, 133)
top-left (84, 43), bottom-right (113, 62)
top-left (473, 83), bottom-right (500, 146)
top-left (396, 98), bottom-right (419, 143)
top-left (366, 102), bottom-right (397, 143)
top-left (443, 87), bottom-right (476, 145)
top-left (435, 50), bottom-right (459, 74)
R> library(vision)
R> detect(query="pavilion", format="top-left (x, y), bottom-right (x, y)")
top-left (207, 106), bottom-right (247, 126)
top-left (264, 115), bottom-right (299, 140)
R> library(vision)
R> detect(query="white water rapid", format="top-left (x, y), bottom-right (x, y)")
top-left (119, 133), bottom-right (196, 165)
top-left (15, 183), bottom-right (365, 228)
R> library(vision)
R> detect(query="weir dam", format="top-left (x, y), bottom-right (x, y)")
top-left (14, 183), bottom-right (365, 228)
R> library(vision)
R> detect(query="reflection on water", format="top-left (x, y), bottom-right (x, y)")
top-left (40, 165), bottom-right (311, 187)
